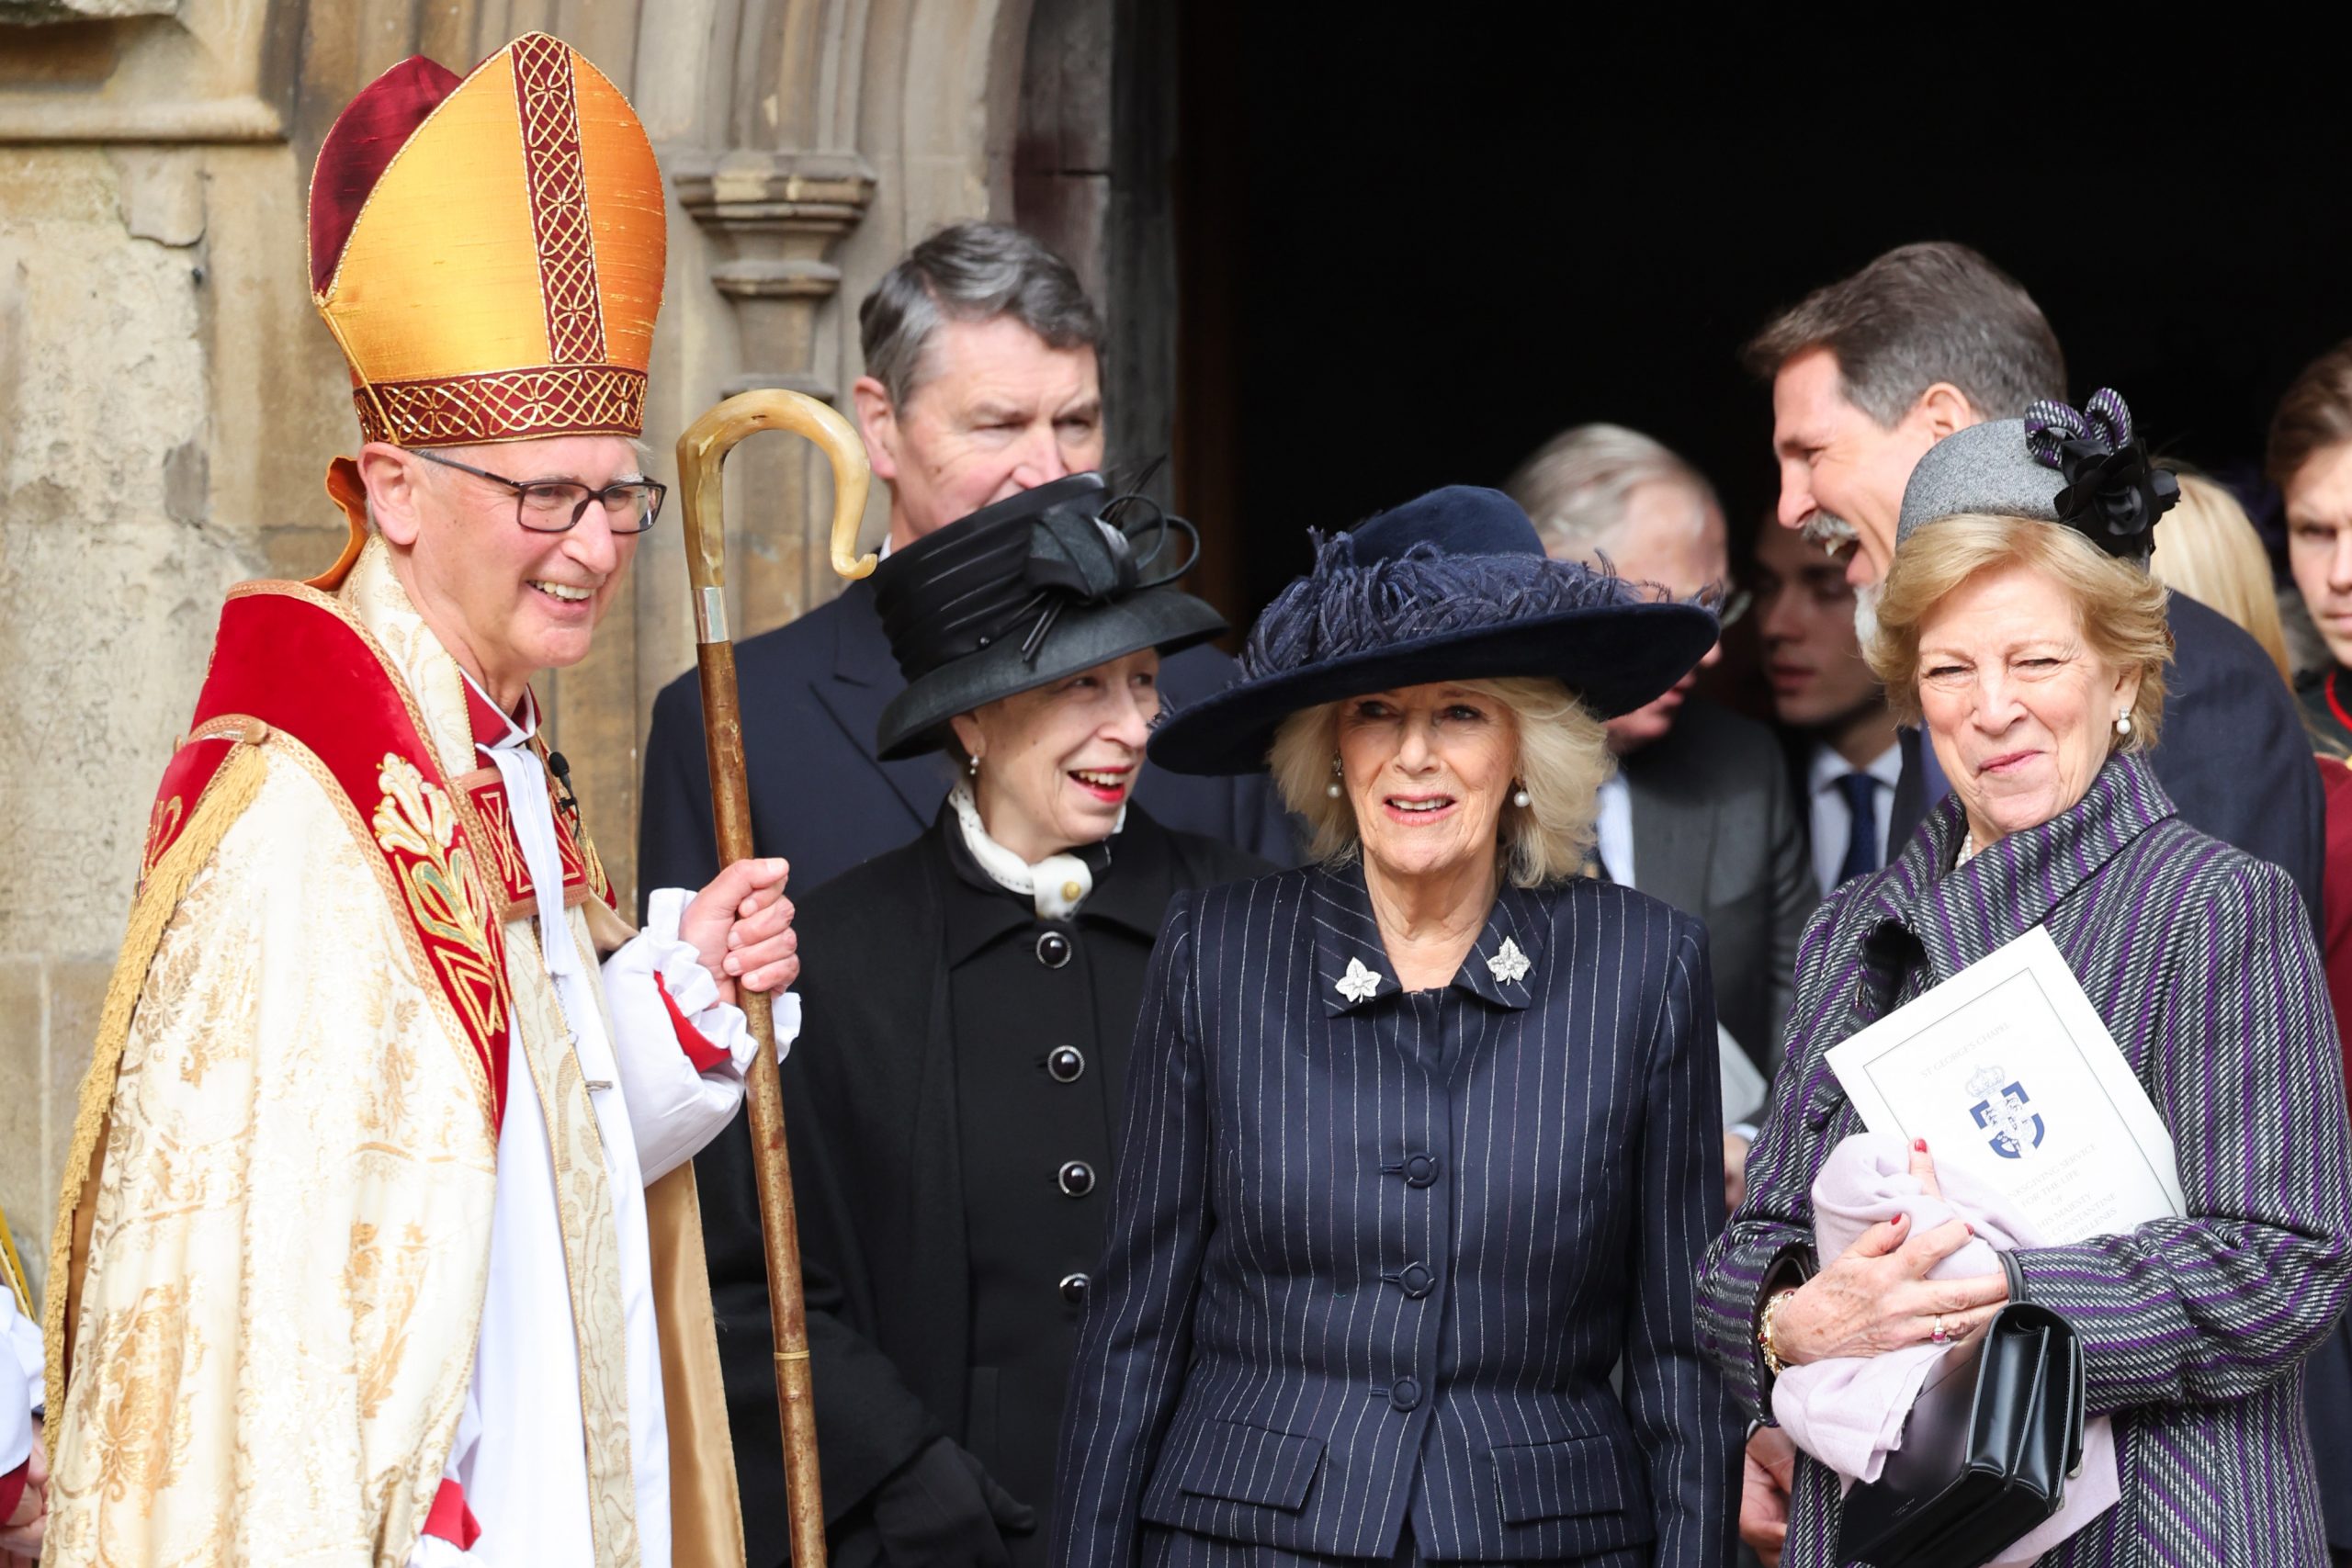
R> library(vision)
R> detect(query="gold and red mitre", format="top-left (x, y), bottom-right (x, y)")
top-left (308, 32), bottom-right (665, 451)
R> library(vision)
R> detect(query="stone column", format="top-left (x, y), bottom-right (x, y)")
top-left (672, 149), bottom-right (876, 637)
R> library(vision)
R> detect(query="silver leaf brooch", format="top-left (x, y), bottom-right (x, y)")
top-left (1487, 938), bottom-right (1531, 986)
top-left (1335, 956), bottom-right (1384, 1003)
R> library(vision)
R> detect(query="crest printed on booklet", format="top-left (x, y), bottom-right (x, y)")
top-left (1966, 1063), bottom-right (2047, 1161)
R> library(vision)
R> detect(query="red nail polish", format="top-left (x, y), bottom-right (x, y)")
top-left (1913, 1137), bottom-right (1928, 1153)
top-left (1964, 1222), bottom-right (1974, 1235)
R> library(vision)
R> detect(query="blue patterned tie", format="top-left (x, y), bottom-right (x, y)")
top-left (1835, 771), bottom-right (1881, 884)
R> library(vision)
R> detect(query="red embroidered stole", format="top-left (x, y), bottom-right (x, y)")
top-left (143, 581), bottom-right (571, 1129)
top-left (457, 758), bottom-right (618, 924)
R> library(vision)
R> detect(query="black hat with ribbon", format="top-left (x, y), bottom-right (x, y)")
top-left (871, 472), bottom-right (1227, 759)
top-left (1896, 388), bottom-right (2179, 564)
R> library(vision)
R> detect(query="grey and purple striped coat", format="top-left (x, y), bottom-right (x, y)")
top-left (1697, 754), bottom-right (2352, 1566)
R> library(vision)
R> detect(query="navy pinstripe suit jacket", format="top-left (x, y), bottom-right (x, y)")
top-left (1698, 756), bottom-right (2352, 1566)
top-left (1051, 863), bottom-right (1738, 1565)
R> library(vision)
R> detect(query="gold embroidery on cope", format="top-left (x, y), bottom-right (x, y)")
top-left (85, 1280), bottom-right (199, 1506)
top-left (371, 754), bottom-right (508, 1047)
top-left (349, 1219), bottom-right (433, 1422)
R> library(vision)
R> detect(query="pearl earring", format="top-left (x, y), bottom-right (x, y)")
top-left (968, 753), bottom-right (981, 777)
top-left (1326, 756), bottom-right (1343, 799)
top-left (1512, 783), bottom-right (1532, 808)
top-left (2114, 713), bottom-right (2132, 739)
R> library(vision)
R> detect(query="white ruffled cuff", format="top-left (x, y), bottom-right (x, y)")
top-left (644, 887), bottom-right (756, 1071)
top-left (643, 886), bottom-right (799, 1064)
top-left (602, 889), bottom-right (800, 1183)
top-left (1, 1293), bottom-right (38, 1472)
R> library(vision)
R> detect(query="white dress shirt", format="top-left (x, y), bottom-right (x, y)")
top-left (1807, 739), bottom-right (1903, 894)
top-left (1595, 772), bottom-right (1635, 888)
top-left (1594, 769), bottom-right (1766, 1128)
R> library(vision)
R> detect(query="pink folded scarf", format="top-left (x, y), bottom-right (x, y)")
top-left (1772, 1132), bottom-right (2119, 1565)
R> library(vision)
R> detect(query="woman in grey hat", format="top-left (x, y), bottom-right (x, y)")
top-left (1700, 391), bottom-right (2352, 1566)
top-left (695, 474), bottom-right (1269, 1568)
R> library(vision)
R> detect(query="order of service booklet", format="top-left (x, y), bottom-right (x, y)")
top-left (1824, 926), bottom-right (2187, 1245)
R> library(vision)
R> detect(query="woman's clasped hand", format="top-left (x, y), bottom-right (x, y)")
top-left (1770, 1140), bottom-right (2010, 1366)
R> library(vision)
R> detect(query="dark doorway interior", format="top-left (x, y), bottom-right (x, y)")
top-left (1171, 11), bottom-right (2352, 633)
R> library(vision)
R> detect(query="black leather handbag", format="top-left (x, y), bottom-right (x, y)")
top-left (1836, 1254), bottom-right (2087, 1568)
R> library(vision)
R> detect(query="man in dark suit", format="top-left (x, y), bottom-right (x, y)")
top-left (1746, 241), bottom-right (2321, 924)
top-left (638, 224), bottom-right (1292, 908)
top-left (1751, 509), bottom-right (1900, 898)
top-left (1508, 424), bottom-right (1814, 1223)
top-left (1507, 423), bottom-right (1817, 1083)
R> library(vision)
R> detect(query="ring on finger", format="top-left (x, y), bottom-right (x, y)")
top-left (1930, 1314), bottom-right (1949, 1345)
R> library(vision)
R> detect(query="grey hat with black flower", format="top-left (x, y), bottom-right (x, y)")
top-left (1896, 388), bottom-right (2181, 562)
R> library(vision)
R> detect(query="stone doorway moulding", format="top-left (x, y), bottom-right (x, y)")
top-left (648, 0), bottom-right (1035, 641)
top-left (624, 0), bottom-right (1041, 915)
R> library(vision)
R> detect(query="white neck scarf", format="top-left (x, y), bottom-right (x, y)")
top-left (949, 777), bottom-right (1120, 920)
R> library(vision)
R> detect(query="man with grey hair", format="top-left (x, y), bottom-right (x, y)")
top-left (1508, 423), bottom-right (1815, 1172)
top-left (637, 221), bottom-right (1288, 1568)
top-left (851, 220), bottom-right (1111, 551)
top-left (639, 222), bottom-right (1290, 897)
top-left (1514, 424), bottom-right (1735, 754)
top-left (1516, 420), bottom-right (1721, 556)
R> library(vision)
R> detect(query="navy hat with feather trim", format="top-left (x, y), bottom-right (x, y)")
top-left (1148, 485), bottom-right (1719, 776)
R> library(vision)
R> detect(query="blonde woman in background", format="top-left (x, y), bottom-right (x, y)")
top-left (2149, 470), bottom-right (2294, 683)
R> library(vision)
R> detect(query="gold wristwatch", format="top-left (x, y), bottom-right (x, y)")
top-left (1758, 1286), bottom-right (1798, 1377)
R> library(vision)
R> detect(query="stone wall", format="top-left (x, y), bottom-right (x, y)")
top-left (0, 0), bottom-right (1033, 1307)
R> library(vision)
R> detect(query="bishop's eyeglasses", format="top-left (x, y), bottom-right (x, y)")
top-left (413, 447), bottom-right (667, 535)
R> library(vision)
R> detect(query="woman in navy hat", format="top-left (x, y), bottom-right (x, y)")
top-left (1051, 486), bottom-right (1736, 1566)
top-left (696, 475), bottom-right (1270, 1568)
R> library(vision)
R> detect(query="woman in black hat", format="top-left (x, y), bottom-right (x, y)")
top-left (1051, 486), bottom-right (1736, 1567)
top-left (695, 474), bottom-right (1270, 1568)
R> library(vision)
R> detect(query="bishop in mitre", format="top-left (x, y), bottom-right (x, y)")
top-left (38, 35), bottom-right (787, 1567)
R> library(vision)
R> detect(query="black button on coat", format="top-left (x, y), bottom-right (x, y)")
top-left (697, 803), bottom-right (1266, 1568)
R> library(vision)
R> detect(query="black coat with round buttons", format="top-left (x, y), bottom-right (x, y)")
top-left (696, 802), bottom-right (1266, 1568)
